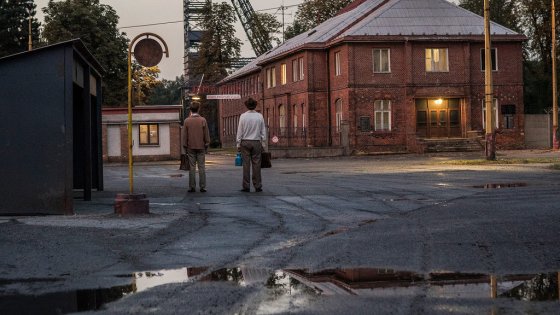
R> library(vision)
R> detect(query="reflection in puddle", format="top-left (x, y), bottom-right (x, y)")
top-left (473, 183), bottom-right (528, 189)
top-left (1, 268), bottom-right (558, 314)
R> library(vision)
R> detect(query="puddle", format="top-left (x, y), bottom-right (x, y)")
top-left (1, 268), bottom-right (558, 314)
top-left (473, 183), bottom-right (528, 189)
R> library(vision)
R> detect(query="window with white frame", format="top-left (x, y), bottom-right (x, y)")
top-left (301, 104), bottom-right (306, 130)
top-left (292, 59), bottom-right (298, 82)
top-left (139, 124), bottom-right (159, 145)
top-left (335, 51), bottom-right (341, 76)
top-left (298, 57), bottom-right (304, 80)
top-left (425, 48), bottom-right (449, 72)
top-left (374, 100), bottom-right (391, 131)
top-left (480, 48), bottom-right (498, 71)
top-left (281, 63), bottom-right (287, 85)
top-left (335, 98), bottom-right (343, 132)
top-left (373, 48), bottom-right (390, 73)
top-left (279, 104), bottom-right (286, 135)
top-left (482, 99), bottom-right (499, 129)
top-left (266, 67), bottom-right (276, 88)
top-left (293, 104), bottom-right (298, 133)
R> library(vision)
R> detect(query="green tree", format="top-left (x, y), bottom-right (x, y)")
top-left (517, 0), bottom-right (558, 114)
top-left (0, 0), bottom-right (41, 57)
top-left (193, 1), bottom-right (241, 84)
top-left (42, 0), bottom-right (128, 106)
top-left (458, 0), bottom-right (521, 32)
top-left (285, 0), bottom-right (352, 39)
top-left (254, 11), bottom-right (282, 46)
top-left (146, 76), bottom-right (185, 105)
top-left (131, 63), bottom-right (161, 106)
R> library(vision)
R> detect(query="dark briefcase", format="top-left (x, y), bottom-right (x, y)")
top-left (261, 152), bottom-right (272, 168)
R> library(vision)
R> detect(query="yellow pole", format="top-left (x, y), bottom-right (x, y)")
top-left (127, 44), bottom-right (134, 194)
top-left (484, 0), bottom-right (496, 160)
top-left (553, 0), bottom-right (559, 150)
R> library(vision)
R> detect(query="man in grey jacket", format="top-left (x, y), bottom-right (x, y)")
top-left (236, 98), bottom-right (267, 192)
top-left (182, 102), bottom-right (210, 192)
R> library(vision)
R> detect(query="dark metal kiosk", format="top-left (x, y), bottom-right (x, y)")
top-left (0, 39), bottom-right (104, 215)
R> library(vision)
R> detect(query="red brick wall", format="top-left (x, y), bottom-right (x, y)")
top-left (169, 123), bottom-right (181, 159)
top-left (218, 36), bottom-right (525, 152)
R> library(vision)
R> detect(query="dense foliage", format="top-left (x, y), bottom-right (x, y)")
top-left (193, 1), bottom-right (241, 84)
top-left (42, 0), bottom-right (128, 106)
top-left (459, 0), bottom-right (559, 113)
top-left (0, 0), bottom-right (41, 56)
top-left (285, 0), bottom-right (352, 39)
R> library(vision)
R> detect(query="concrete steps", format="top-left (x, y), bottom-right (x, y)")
top-left (420, 138), bottom-right (484, 153)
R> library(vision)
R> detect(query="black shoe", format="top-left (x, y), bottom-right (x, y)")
top-left (188, 188), bottom-right (196, 193)
top-left (255, 188), bottom-right (263, 192)
top-left (200, 188), bottom-right (207, 193)
top-left (240, 188), bottom-right (250, 192)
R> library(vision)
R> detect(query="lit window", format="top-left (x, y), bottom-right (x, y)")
top-left (374, 100), bottom-right (391, 131)
top-left (335, 51), bottom-right (341, 76)
top-left (482, 99), bottom-right (499, 129)
top-left (281, 63), bottom-right (287, 85)
top-left (139, 124), bottom-right (159, 145)
top-left (481, 48), bottom-right (498, 71)
top-left (373, 48), bottom-right (390, 73)
top-left (426, 48), bottom-right (449, 72)
top-left (266, 67), bottom-right (276, 88)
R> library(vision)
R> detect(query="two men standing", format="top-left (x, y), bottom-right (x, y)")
top-left (182, 102), bottom-right (210, 193)
top-left (182, 97), bottom-right (267, 193)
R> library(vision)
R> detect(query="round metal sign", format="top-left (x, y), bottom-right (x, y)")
top-left (272, 136), bottom-right (279, 144)
top-left (134, 38), bottom-right (163, 67)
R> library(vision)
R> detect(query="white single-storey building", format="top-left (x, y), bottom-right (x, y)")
top-left (102, 105), bottom-right (182, 162)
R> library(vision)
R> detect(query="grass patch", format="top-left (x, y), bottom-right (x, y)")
top-left (441, 158), bottom-right (560, 165)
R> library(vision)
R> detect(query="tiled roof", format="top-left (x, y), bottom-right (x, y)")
top-left (221, 0), bottom-right (520, 84)
top-left (339, 0), bottom-right (519, 37)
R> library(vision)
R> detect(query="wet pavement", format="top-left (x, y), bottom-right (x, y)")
top-left (1, 150), bottom-right (560, 314)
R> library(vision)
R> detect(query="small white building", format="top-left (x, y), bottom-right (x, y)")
top-left (102, 105), bottom-right (183, 162)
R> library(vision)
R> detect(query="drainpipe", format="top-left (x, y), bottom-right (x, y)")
top-left (326, 51), bottom-right (332, 146)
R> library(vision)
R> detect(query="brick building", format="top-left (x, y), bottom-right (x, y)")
top-left (218, 0), bottom-right (526, 154)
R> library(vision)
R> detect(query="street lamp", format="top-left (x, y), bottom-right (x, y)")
top-left (115, 33), bottom-right (169, 215)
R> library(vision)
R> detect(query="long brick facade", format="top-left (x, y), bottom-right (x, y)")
top-left (217, 0), bottom-right (526, 153)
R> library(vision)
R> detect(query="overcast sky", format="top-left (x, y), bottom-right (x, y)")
top-left (35, 0), bottom-right (304, 79)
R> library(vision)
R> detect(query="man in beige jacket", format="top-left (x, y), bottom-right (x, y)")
top-left (182, 102), bottom-right (210, 192)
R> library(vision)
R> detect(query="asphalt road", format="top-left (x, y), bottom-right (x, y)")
top-left (1, 151), bottom-right (560, 314)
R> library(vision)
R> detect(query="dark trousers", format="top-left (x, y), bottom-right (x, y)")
top-left (240, 140), bottom-right (262, 190)
top-left (187, 149), bottom-right (206, 189)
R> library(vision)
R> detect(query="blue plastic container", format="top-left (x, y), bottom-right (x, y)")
top-left (235, 152), bottom-right (243, 166)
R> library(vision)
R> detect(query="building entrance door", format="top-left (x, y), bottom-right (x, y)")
top-left (416, 98), bottom-right (461, 138)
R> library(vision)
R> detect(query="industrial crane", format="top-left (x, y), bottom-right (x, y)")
top-left (182, 0), bottom-right (269, 88)
top-left (230, 0), bottom-right (273, 56)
